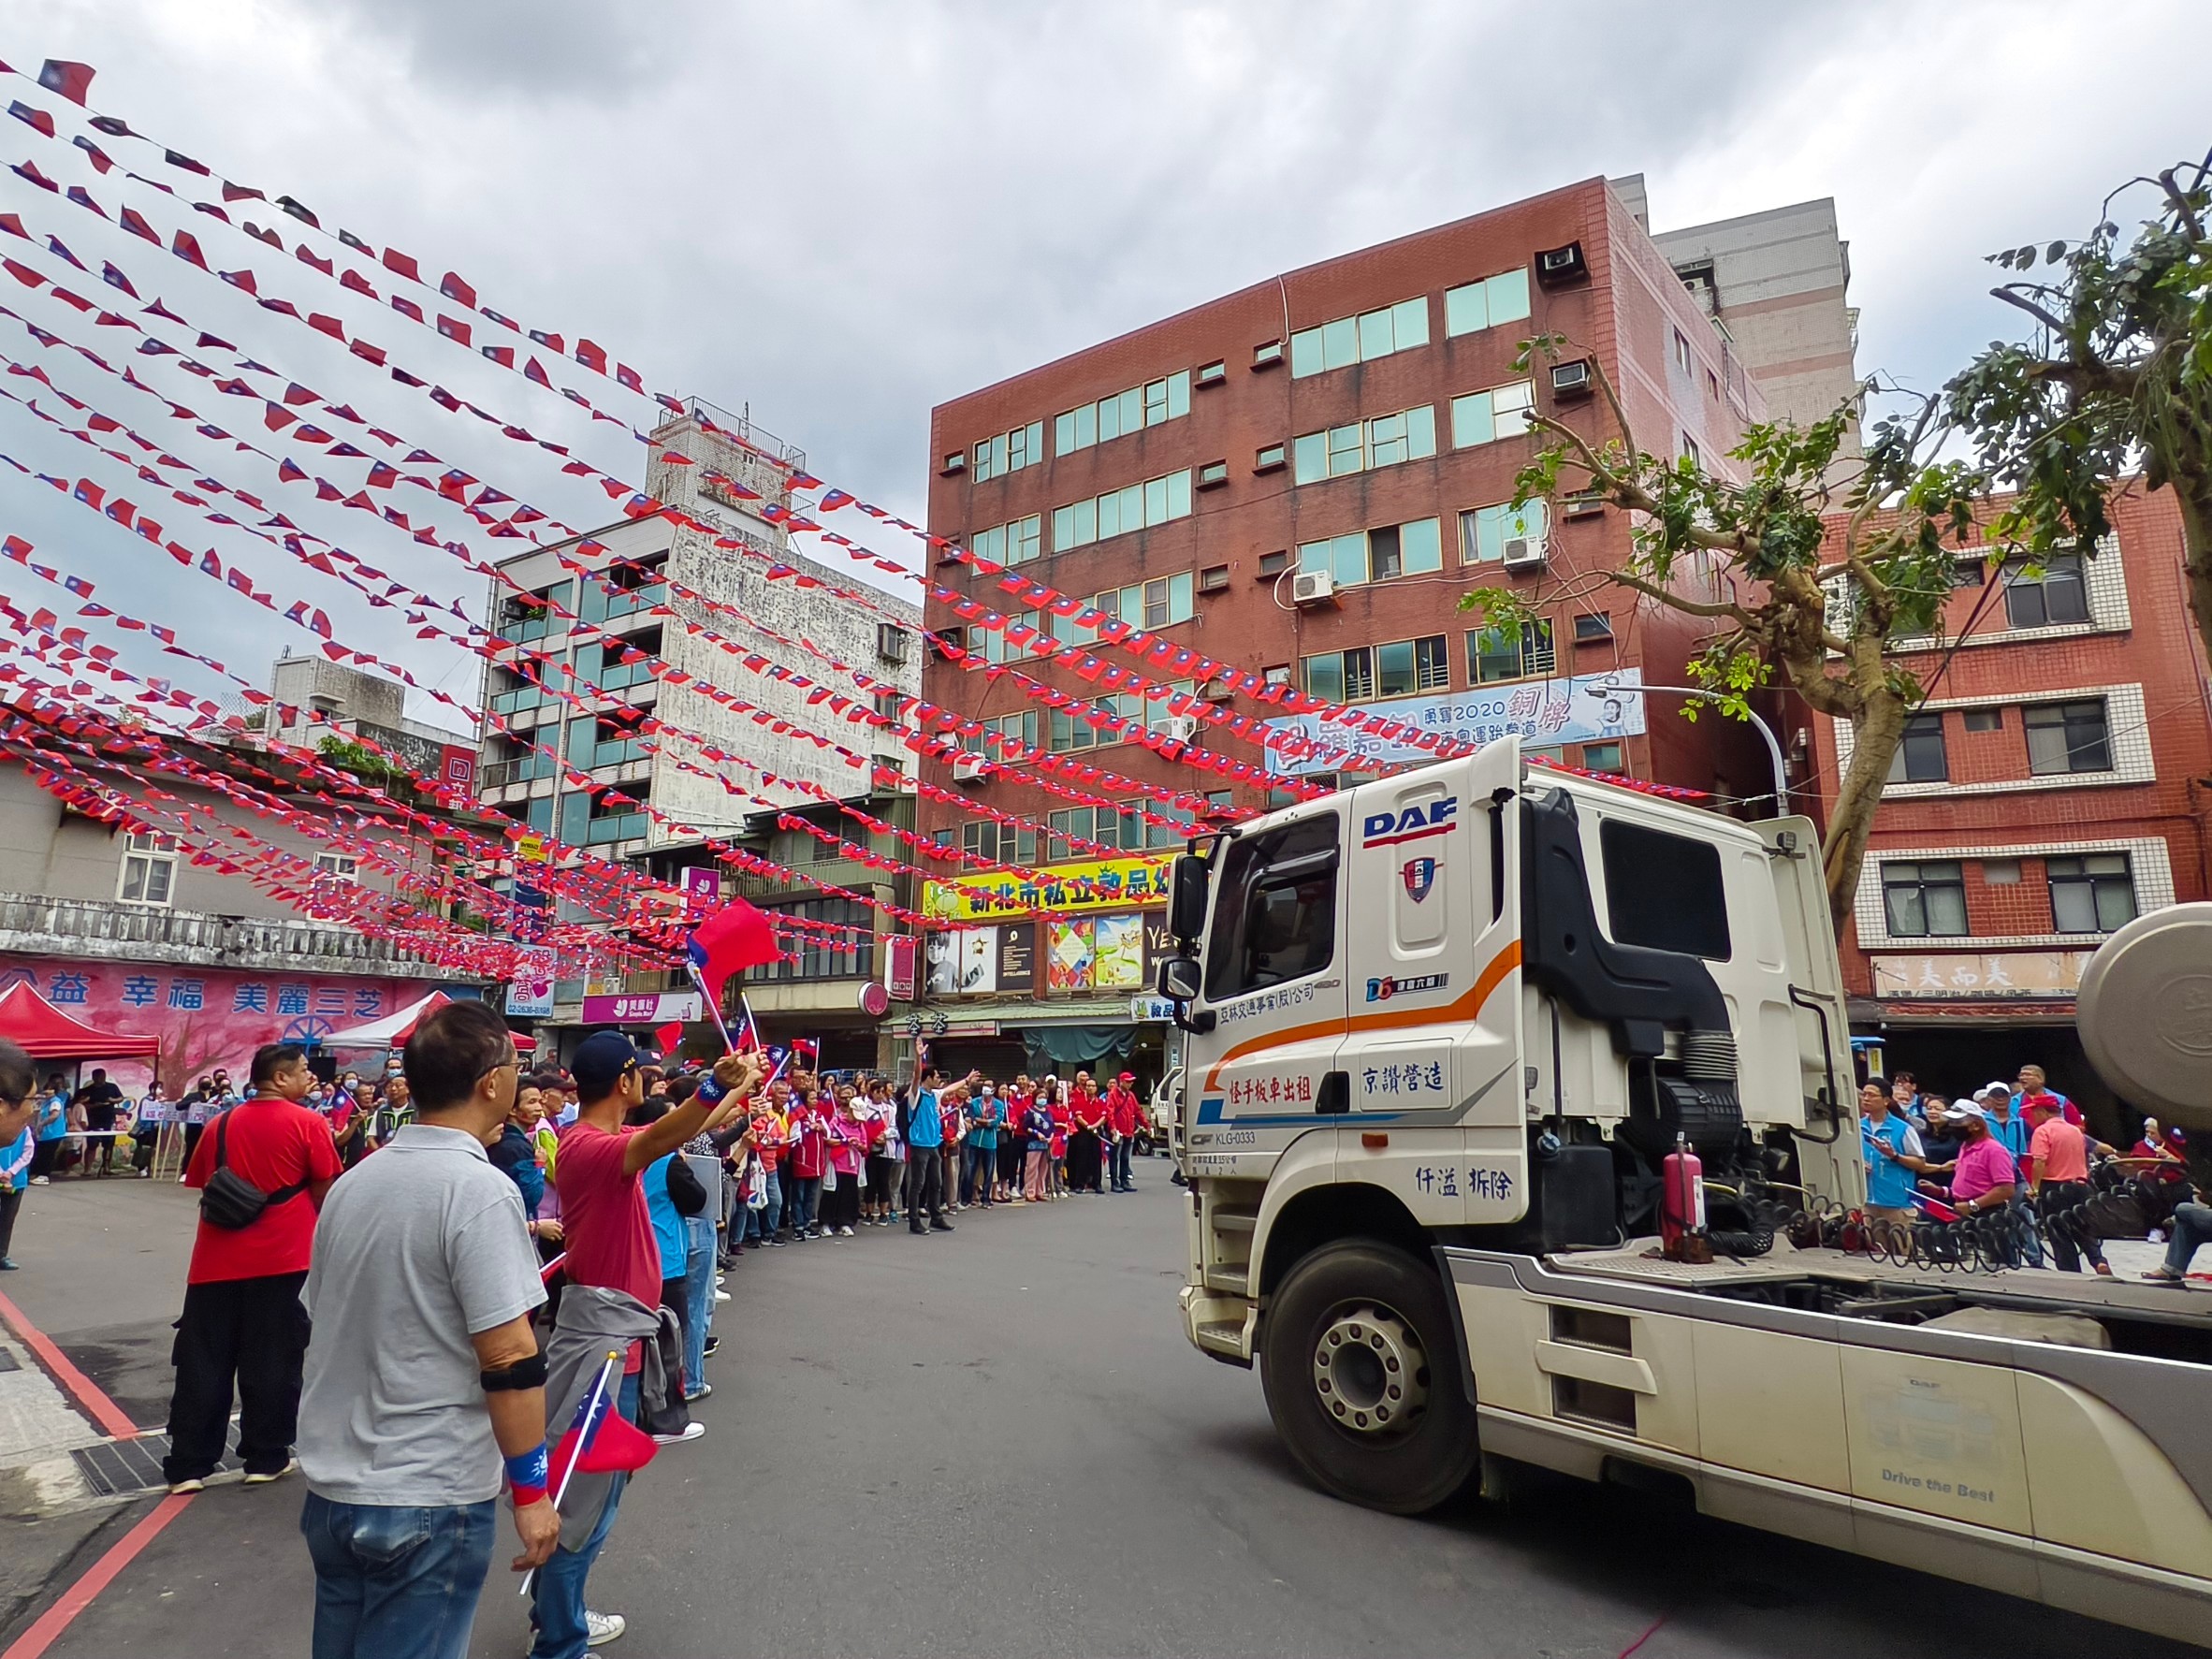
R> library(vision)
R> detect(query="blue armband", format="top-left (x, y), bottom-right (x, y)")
top-left (694, 1075), bottom-right (727, 1107)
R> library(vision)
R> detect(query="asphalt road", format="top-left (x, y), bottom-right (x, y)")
top-left (1, 1167), bottom-right (2197, 1658)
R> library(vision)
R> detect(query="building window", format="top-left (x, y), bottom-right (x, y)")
top-left (1673, 328), bottom-right (1693, 372)
top-left (1327, 634), bottom-right (1454, 699)
top-left (313, 853), bottom-right (360, 882)
top-left (754, 897), bottom-right (874, 982)
top-left (2024, 700), bottom-right (2112, 775)
top-left (1449, 381), bottom-right (1535, 448)
top-left (1052, 470), bottom-right (1194, 551)
top-left (969, 514), bottom-right (1041, 567)
top-left (1054, 371), bottom-right (1192, 456)
top-left (1882, 860), bottom-right (1969, 938)
top-left (1963, 707), bottom-right (2002, 732)
top-left (1197, 360), bottom-right (1228, 386)
top-left (971, 420), bottom-right (1045, 483)
top-left (1573, 612), bottom-right (1613, 643)
top-left (1066, 574), bottom-right (1196, 636)
top-left (1443, 269), bottom-right (1532, 338)
top-left (1886, 713), bottom-right (1948, 783)
top-left (2046, 852), bottom-right (2136, 934)
top-left (1048, 805), bottom-right (1147, 857)
top-left (1289, 297), bottom-right (1430, 378)
top-left (1458, 499), bottom-right (1549, 564)
top-left (1679, 432), bottom-right (1702, 470)
top-left (960, 710), bottom-right (1040, 756)
top-left (1580, 741), bottom-right (1623, 774)
top-left (2001, 551), bottom-right (2090, 628)
top-left (1296, 517), bottom-right (1442, 588)
top-left (1255, 444), bottom-right (1286, 472)
top-left (1467, 620), bottom-right (1556, 684)
top-left (961, 819), bottom-right (1037, 867)
top-left (117, 831), bottom-right (179, 907)
top-left (1290, 406), bottom-right (1437, 485)
top-left (1257, 549), bottom-right (1289, 577)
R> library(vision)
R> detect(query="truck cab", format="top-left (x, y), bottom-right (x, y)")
top-left (1155, 741), bottom-right (2212, 1646)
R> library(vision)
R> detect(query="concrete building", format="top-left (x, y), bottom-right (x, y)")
top-left (918, 173), bottom-right (1783, 1082)
top-left (269, 653), bottom-right (480, 796)
top-left (1808, 483), bottom-right (2212, 1114)
top-left (475, 402), bottom-right (924, 1068)
top-left (1621, 177), bottom-right (1863, 485)
top-left (0, 731), bottom-right (449, 1092)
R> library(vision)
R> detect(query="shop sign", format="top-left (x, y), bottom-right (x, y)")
top-left (1263, 669), bottom-right (1647, 775)
top-left (506, 949), bottom-right (557, 1019)
top-left (1128, 997), bottom-right (1177, 1023)
top-left (579, 990), bottom-right (703, 1025)
top-left (885, 935), bottom-right (918, 1001)
top-left (1870, 951), bottom-right (2093, 998)
top-left (923, 854), bottom-right (1174, 922)
top-left (997, 924), bottom-right (1036, 994)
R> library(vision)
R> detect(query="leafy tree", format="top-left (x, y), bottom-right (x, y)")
top-left (1948, 151), bottom-right (2212, 662)
top-left (1463, 339), bottom-right (1985, 930)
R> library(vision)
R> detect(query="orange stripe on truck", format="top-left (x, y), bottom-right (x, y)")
top-left (1201, 938), bottom-right (1522, 1093)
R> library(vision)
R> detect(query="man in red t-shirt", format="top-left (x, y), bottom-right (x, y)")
top-left (1104, 1071), bottom-right (1142, 1194)
top-left (165, 1041), bottom-right (341, 1492)
top-left (542, 1033), bottom-right (763, 1651)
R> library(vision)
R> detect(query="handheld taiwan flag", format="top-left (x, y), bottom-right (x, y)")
top-left (550, 1353), bottom-right (656, 1482)
top-left (685, 896), bottom-right (778, 1011)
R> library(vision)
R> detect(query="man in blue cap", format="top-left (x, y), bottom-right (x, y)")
top-left (536, 1032), bottom-right (762, 1657)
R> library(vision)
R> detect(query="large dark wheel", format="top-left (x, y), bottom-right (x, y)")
top-left (1259, 1239), bottom-right (1479, 1514)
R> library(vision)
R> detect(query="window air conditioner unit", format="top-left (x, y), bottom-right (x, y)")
top-left (1534, 240), bottom-right (1589, 289)
top-left (1159, 715), bottom-right (1200, 743)
top-left (876, 624), bottom-right (911, 663)
top-left (1501, 536), bottom-right (1549, 571)
top-left (1550, 359), bottom-right (1594, 399)
top-left (952, 753), bottom-right (989, 783)
top-left (1290, 571), bottom-right (1336, 606)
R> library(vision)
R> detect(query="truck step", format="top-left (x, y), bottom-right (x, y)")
top-left (1194, 1319), bottom-right (1248, 1359)
top-left (1211, 1212), bottom-right (1257, 1235)
top-left (1205, 1267), bottom-right (1250, 1296)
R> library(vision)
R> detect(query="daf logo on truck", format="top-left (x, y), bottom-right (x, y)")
top-left (1361, 796), bottom-right (1458, 847)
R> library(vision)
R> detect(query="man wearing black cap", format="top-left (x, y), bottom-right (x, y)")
top-left (538, 1033), bottom-right (763, 1656)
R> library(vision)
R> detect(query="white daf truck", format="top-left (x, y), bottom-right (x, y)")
top-left (1152, 736), bottom-right (2212, 1646)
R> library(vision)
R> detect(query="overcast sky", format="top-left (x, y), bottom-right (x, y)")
top-left (2, 0), bottom-right (2207, 735)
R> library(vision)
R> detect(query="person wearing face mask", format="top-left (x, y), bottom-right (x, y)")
top-left (962, 1082), bottom-right (1000, 1210)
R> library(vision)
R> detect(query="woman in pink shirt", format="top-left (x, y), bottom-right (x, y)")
top-left (820, 1085), bottom-right (868, 1238)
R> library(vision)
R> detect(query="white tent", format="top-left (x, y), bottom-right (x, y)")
top-left (320, 991), bottom-right (537, 1052)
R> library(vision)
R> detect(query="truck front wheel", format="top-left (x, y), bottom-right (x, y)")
top-left (1259, 1240), bottom-right (1479, 1514)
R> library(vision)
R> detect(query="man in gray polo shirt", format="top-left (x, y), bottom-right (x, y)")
top-left (298, 1001), bottom-right (557, 1659)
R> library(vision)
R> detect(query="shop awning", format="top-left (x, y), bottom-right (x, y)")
top-left (0, 980), bottom-right (161, 1059)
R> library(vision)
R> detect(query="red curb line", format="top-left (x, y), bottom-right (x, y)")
top-left (0, 1288), bottom-right (140, 1441)
top-left (1, 1492), bottom-right (194, 1659)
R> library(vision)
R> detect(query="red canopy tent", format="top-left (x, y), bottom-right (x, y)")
top-left (0, 980), bottom-right (161, 1059)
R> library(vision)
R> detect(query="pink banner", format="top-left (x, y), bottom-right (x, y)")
top-left (0, 954), bottom-right (440, 1093)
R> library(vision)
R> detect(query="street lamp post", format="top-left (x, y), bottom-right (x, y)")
top-left (1579, 683), bottom-right (1790, 814)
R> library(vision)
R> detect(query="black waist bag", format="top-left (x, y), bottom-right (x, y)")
top-left (198, 1113), bottom-right (309, 1230)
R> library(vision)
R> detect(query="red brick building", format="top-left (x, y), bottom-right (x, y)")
top-left (1808, 483), bottom-right (2212, 1105)
top-left (915, 176), bottom-right (1789, 1074)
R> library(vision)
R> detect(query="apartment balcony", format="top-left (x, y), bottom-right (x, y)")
top-left (0, 892), bottom-right (429, 974)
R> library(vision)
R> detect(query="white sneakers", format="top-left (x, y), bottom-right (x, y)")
top-left (243, 1459), bottom-right (298, 1486)
top-left (650, 1421), bottom-right (706, 1447)
top-left (167, 1477), bottom-right (205, 1494)
top-left (837, 1225), bottom-right (855, 1237)
top-left (586, 1609), bottom-right (627, 1646)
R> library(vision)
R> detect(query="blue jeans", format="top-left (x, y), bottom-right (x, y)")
top-left (963, 1143), bottom-right (994, 1205)
top-left (1113, 1137), bottom-right (1134, 1188)
top-left (748, 1169), bottom-right (781, 1242)
top-left (531, 1372), bottom-right (639, 1659)
top-left (788, 1174), bottom-right (821, 1234)
top-left (300, 1492), bottom-right (497, 1659)
top-left (2164, 1201), bottom-right (2212, 1275)
top-left (681, 1215), bottom-right (716, 1395)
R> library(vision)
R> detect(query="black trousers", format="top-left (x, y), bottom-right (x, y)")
top-left (905, 1150), bottom-right (945, 1230)
top-left (2039, 1180), bottom-right (2108, 1273)
top-left (28, 1140), bottom-right (59, 1179)
top-left (163, 1271), bottom-right (310, 1483)
top-left (0, 1186), bottom-right (21, 1259)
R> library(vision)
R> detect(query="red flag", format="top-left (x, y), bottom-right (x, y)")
top-left (685, 896), bottom-right (778, 1011)
top-left (550, 1357), bottom-right (657, 1480)
top-left (37, 61), bottom-right (95, 106)
top-left (654, 1019), bottom-right (685, 1059)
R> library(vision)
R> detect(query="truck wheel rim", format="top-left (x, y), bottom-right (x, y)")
top-left (1311, 1301), bottom-right (1428, 1438)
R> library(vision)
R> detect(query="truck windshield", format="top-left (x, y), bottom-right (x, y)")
top-left (1203, 814), bottom-right (1340, 1000)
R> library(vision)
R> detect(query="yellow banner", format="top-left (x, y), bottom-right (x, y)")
top-left (924, 854), bottom-right (1174, 923)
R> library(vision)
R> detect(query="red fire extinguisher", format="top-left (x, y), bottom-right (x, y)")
top-left (1661, 1130), bottom-right (1707, 1259)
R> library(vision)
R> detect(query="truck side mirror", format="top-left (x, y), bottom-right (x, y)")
top-left (1156, 957), bottom-right (1202, 1001)
top-left (1169, 853), bottom-right (1209, 942)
